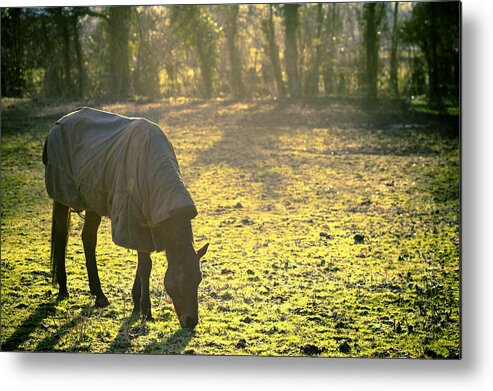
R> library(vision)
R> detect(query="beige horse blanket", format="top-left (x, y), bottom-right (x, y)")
top-left (44, 107), bottom-right (197, 252)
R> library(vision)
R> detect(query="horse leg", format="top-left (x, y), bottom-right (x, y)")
top-left (136, 252), bottom-right (153, 321)
top-left (131, 267), bottom-right (141, 317)
top-left (82, 210), bottom-right (109, 308)
top-left (52, 201), bottom-right (70, 300)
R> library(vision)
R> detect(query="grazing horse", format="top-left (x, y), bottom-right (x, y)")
top-left (42, 107), bottom-right (208, 329)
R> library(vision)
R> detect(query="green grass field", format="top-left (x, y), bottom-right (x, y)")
top-left (1, 98), bottom-right (460, 357)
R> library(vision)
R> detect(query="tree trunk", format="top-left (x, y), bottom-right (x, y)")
top-left (51, 9), bottom-right (74, 97)
top-left (61, 18), bottom-right (73, 96)
top-left (196, 34), bottom-right (214, 99)
top-left (108, 7), bottom-right (131, 100)
top-left (71, 14), bottom-right (86, 98)
top-left (165, 64), bottom-right (178, 97)
top-left (363, 3), bottom-right (385, 102)
top-left (262, 5), bottom-right (286, 98)
top-left (389, 2), bottom-right (399, 99)
top-left (170, 5), bottom-right (217, 99)
top-left (225, 6), bottom-right (245, 98)
top-left (364, 4), bottom-right (378, 101)
top-left (191, 7), bottom-right (215, 99)
top-left (1, 8), bottom-right (24, 97)
top-left (135, 9), bottom-right (160, 99)
top-left (322, 3), bottom-right (338, 96)
top-left (427, 4), bottom-right (444, 110)
top-left (41, 13), bottom-right (63, 97)
top-left (304, 3), bottom-right (324, 96)
top-left (284, 4), bottom-right (301, 98)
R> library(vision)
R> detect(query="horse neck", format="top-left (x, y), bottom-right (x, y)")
top-left (164, 215), bottom-right (194, 256)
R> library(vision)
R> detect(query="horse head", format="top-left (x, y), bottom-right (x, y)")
top-left (164, 238), bottom-right (208, 330)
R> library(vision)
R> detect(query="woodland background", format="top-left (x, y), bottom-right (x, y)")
top-left (1, 2), bottom-right (459, 111)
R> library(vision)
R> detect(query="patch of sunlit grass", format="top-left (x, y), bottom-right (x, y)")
top-left (1, 98), bottom-right (459, 358)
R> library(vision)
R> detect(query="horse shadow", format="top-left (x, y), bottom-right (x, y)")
top-left (144, 328), bottom-right (196, 355)
top-left (1, 298), bottom-right (99, 352)
top-left (34, 306), bottom-right (95, 352)
top-left (106, 316), bottom-right (139, 353)
top-left (107, 316), bottom-right (196, 355)
top-left (1, 300), bottom-right (56, 351)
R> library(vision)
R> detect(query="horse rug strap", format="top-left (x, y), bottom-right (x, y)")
top-left (45, 107), bottom-right (197, 252)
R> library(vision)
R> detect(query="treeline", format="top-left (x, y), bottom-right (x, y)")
top-left (1, 2), bottom-right (459, 108)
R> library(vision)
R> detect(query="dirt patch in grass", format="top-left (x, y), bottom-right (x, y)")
top-left (1, 98), bottom-right (460, 357)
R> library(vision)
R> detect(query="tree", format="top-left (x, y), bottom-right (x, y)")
top-left (283, 4), bottom-right (302, 98)
top-left (171, 6), bottom-right (219, 99)
top-left (320, 3), bottom-right (340, 96)
top-left (1, 3), bottom-right (460, 105)
top-left (362, 3), bottom-right (386, 102)
top-left (134, 7), bottom-right (162, 99)
top-left (51, 7), bottom-right (95, 98)
top-left (404, 2), bottom-right (460, 110)
top-left (261, 5), bottom-right (286, 98)
top-left (1, 8), bottom-right (26, 97)
top-left (389, 2), bottom-right (400, 99)
top-left (4, 7), bottom-right (96, 99)
top-left (223, 5), bottom-right (245, 98)
top-left (303, 3), bottom-right (325, 96)
top-left (107, 7), bottom-right (132, 100)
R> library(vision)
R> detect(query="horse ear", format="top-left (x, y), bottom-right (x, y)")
top-left (197, 243), bottom-right (209, 259)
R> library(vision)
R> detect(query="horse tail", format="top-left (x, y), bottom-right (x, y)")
top-left (50, 204), bottom-right (57, 285)
top-left (42, 138), bottom-right (48, 166)
top-left (50, 202), bottom-right (71, 285)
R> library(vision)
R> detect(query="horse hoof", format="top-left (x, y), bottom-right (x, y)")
top-left (95, 296), bottom-right (110, 308)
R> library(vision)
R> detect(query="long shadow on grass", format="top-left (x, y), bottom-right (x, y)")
top-left (144, 329), bottom-right (195, 355)
top-left (107, 317), bottom-right (195, 354)
top-left (34, 306), bottom-right (94, 352)
top-left (106, 317), bottom-right (137, 353)
top-left (1, 300), bottom-right (96, 352)
top-left (1, 300), bottom-right (57, 351)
